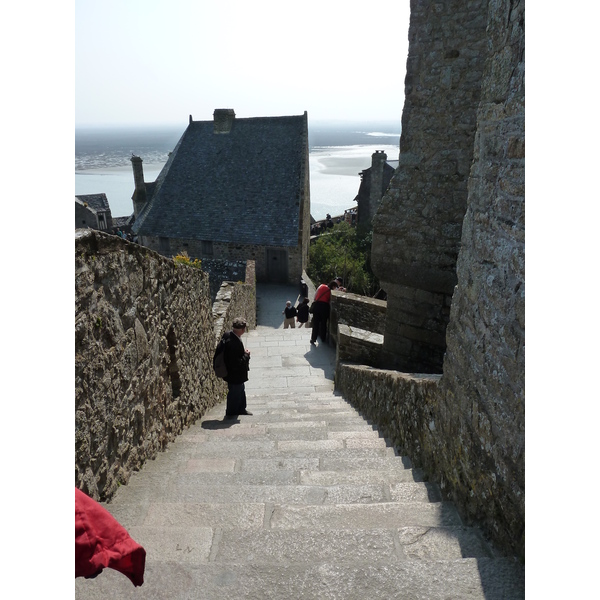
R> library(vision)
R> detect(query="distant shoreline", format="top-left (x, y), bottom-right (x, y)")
top-left (75, 126), bottom-right (400, 221)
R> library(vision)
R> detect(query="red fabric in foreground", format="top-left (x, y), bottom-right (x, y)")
top-left (75, 487), bottom-right (146, 586)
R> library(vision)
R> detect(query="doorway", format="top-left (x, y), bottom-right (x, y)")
top-left (266, 248), bottom-right (288, 283)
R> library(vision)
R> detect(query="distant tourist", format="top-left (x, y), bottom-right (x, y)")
top-left (296, 297), bottom-right (310, 328)
top-left (310, 280), bottom-right (338, 345)
top-left (283, 301), bottom-right (297, 329)
top-left (300, 278), bottom-right (309, 299)
top-left (223, 317), bottom-right (252, 419)
top-left (335, 277), bottom-right (347, 292)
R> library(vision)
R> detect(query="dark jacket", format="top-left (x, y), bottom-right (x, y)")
top-left (223, 331), bottom-right (250, 384)
top-left (297, 303), bottom-right (310, 323)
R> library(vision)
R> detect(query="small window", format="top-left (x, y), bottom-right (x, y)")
top-left (201, 240), bottom-right (214, 256)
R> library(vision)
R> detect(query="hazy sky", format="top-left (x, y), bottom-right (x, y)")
top-left (76, 0), bottom-right (410, 127)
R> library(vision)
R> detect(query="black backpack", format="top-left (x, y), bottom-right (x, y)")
top-left (213, 334), bottom-right (230, 379)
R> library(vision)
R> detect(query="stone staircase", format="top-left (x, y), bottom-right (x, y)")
top-left (75, 289), bottom-right (525, 599)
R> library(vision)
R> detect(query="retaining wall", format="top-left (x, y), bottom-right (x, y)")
top-left (329, 291), bottom-right (386, 348)
top-left (75, 229), bottom-right (256, 501)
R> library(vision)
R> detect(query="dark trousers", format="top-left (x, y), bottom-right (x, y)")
top-left (226, 382), bottom-right (247, 415)
top-left (310, 313), bottom-right (329, 343)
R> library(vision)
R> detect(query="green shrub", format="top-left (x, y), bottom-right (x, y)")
top-left (307, 222), bottom-right (380, 296)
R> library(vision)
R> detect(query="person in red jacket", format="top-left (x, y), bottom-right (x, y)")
top-left (310, 280), bottom-right (338, 345)
top-left (75, 487), bottom-right (146, 586)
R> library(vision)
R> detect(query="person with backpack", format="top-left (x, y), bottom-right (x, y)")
top-left (222, 317), bottom-right (252, 419)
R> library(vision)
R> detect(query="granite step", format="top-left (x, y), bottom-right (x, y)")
top-left (74, 557), bottom-right (525, 600)
top-left (75, 284), bottom-right (524, 599)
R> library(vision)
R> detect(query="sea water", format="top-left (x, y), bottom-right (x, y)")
top-left (75, 123), bottom-right (400, 221)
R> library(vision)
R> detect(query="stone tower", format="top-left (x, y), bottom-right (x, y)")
top-left (367, 151), bottom-right (387, 223)
top-left (130, 155), bottom-right (147, 218)
top-left (371, 0), bottom-right (490, 373)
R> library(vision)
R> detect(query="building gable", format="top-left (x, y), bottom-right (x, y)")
top-left (133, 112), bottom-right (309, 248)
top-left (75, 193), bottom-right (113, 231)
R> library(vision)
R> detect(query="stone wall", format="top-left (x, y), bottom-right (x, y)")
top-left (328, 292), bottom-right (387, 370)
top-left (371, 0), bottom-right (490, 373)
top-left (75, 230), bottom-right (255, 502)
top-left (437, 0), bottom-right (525, 558)
top-left (336, 363), bottom-right (440, 450)
top-left (142, 235), bottom-right (304, 285)
top-left (337, 0), bottom-right (525, 560)
top-left (329, 291), bottom-right (387, 347)
top-left (212, 264), bottom-right (257, 343)
top-left (336, 325), bottom-right (383, 367)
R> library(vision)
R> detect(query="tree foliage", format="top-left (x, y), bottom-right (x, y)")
top-left (307, 222), bottom-right (380, 296)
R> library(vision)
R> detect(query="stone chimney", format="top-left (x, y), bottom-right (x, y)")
top-left (130, 155), bottom-right (147, 218)
top-left (213, 108), bottom-right (235, 134)
top-left (369, 151), bottom-right (387, 221)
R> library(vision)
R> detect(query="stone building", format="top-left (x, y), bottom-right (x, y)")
top-left (354, 151), bottom-right (398, 227)
top-left (131, 109), bottom-right (311, 284)
top-left (75, 193), bottom-right (113, 232)
top-left (362, 0), bottom-right (525, 557)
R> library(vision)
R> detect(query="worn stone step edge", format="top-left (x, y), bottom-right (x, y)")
top-left (75, 557), bottom-right (525, 600)
top-left (124, 525), bottom-right (497, 563)
top-left (137, 500), bottom-right (463, 529)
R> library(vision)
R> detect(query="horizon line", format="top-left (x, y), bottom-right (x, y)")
top-left (75, 117), bottom-right (403, 130)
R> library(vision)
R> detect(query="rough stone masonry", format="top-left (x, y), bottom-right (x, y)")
top-left (364, 0), bottom-right (524, 559)
top-left (75, 230), bottom-right (224, 501)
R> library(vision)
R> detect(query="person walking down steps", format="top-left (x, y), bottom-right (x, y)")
top-left (296, 297), bottom-right (310, 328)
top-left (282, 300), bottom-right (297, 329)
top-left (224, 317), bottom-right (252, 419)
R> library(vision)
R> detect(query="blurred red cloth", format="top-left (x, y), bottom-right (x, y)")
top-left (75, 487), bottom-right (146, 586)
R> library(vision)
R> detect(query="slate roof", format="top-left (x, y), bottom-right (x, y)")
top-left (112, 215), bottom-right (134, 228)
top-left (133, 113), bottom-right (308, 248)
top-left (355, 160), bottom-right (397, 201)
top-left (75, 193), bottom-right (111, 213)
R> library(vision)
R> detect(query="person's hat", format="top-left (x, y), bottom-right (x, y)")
top-left (232, 317), bottom-right (247, 329)
top-left (286, 301), bottom-right (291, 306)
top-left (335, 277), bottom-right (343, 283)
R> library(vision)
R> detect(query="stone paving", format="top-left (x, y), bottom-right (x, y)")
top-left (75, 283), bottom-right (525, 599)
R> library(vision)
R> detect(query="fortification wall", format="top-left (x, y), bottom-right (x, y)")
top-left (371, 0), bottom-right (490, 373)
top-left (438, 0), bottom-right (525, 558)
top-left (75, 230), bottom-right (256, 502)
top-left (337, 0), bottom-right (525, 559)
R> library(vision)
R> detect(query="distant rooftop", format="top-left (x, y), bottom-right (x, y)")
top-left (75, 193), bottom-right (110, 213)
top-left (133, 112), bottom-right (308, 248)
